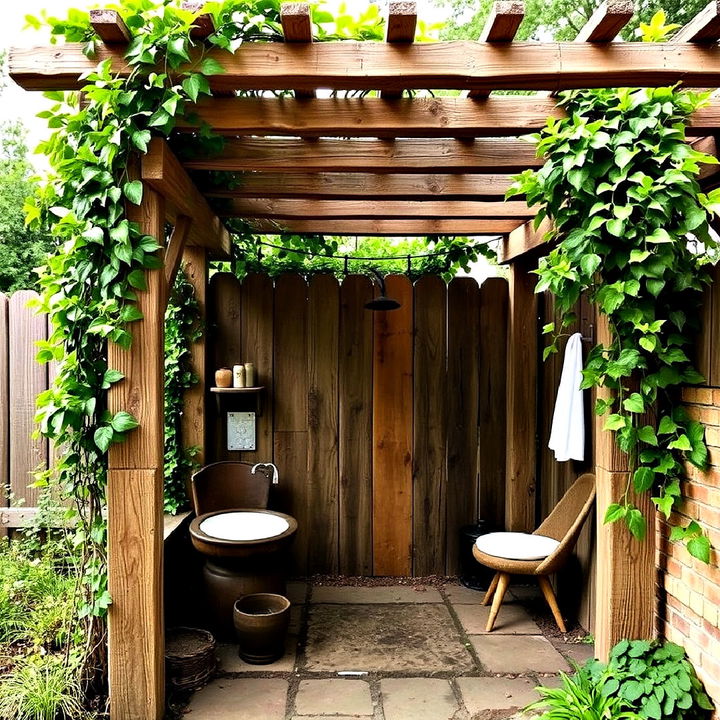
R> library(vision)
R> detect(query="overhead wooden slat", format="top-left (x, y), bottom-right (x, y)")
top-left (174, 96), bottom-right (720, 137)
top-left (13, 41), bottom-right (720, 93)
top-left (280, 3), bottom-right (315, 99)
top-left (499, 217), bottom-right (552, 263)
top-left (181, 138), bottom-right (543, 173)
top-left (202, 172), bottom-right (516, 199)
top-left (674, 1), bottom-right (720, 43)
top-left (469, 1), bottom-right (525, 99)
top-left (382, 1), bottom-right (418, 99)
top-left (575, 0), bottom-right (634, 42)
top-left (141, 138), bottom-right (230, 256)
top-left (216, 198), bottom-right (535, 219)
top-left (181, 1), bottom-right (216, 40)
top-left (244, 219), bottom-right (521, 235)
top-left (176, 96), bottom-right (565, 137)
top-left (89, 9), bottom-right (131, 44)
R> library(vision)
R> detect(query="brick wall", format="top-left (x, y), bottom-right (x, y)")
top-left (656, 387), bottom-right (720, 713)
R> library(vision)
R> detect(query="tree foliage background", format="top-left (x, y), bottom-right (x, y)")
top-left (434, 0), bottom-right (707, 40)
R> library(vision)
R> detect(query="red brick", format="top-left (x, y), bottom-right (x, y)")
top-left (686, 405), bottom-right (720, 425)
top-left (682, 388), bottom-right (715, 405)
top-left (705, 426), bottom-right (720, 447)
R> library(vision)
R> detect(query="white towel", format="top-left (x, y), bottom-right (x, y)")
top-left (548, 332), bottom-right (585, 462)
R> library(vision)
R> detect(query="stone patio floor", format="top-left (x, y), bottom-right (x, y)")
top-left (179, 581), bottom-right (595, 720)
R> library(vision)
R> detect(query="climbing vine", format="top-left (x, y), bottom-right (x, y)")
top-left (26, 0), bottom-right (387, 691)
top-left (164, 266), bottom-right (202, 515)
top-left (509, 85), bottom-right (719, 562)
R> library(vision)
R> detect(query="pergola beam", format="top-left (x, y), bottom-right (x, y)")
top-left (181, 138), bottom-right (543, 173)
top-left (201, 172), bottom-right (517, 199)
top-left (382, 1), bottom-right (418, 99)
top-left (173, 96), bottom-right (720, 137)
top-left (575, 0), bottom-right (634, 42)
top-left (674, 0), bottom-right (720, 43)
top-left (13, 41), bottom-right (720, 92)
top-left (280, 3), bottom-right (315, 99)
top-left (141, 138), bottom-right (231, 256)
top-left (499, 218), bottom-right (552, 262)
top-left (181, 2), bottom-right (216, 40)
top-left (244, 219), bottom-right (519, 235)
top-left (215, 198), bottom-right (535, 219)
top-left (89, 9), bottom-right (131, 44)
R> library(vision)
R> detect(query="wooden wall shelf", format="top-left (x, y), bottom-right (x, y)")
top-left (210, 386), bottom-right (265, 415)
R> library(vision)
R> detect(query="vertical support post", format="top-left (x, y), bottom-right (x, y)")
top-left (107, 186), bottom-right (167, 720)
top-left (593, 313), bottom-right (656, 660)
top-left (505, 257), bottom-right (538, 532)
top-left (180, 246), bottom-right (207, 506)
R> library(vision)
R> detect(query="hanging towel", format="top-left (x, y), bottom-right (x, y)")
top-left (548, 332), bottom-right (585, 462)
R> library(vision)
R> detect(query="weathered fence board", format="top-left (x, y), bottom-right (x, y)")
top-left (372, 274), bottom-right (414, 576)
top-left (307, 275), bottom-right (340, 574)
top-left (207, 272), bottom-right (509, 577)
top-left (239, 273), bottom-right (274, 463)
top-left (273, 274), bottom-right (309, 572)
top-left (338, 275), bottom-right (374, 576)
top-left (9, 291), bottom-right (48, 508)
top-left (413, 275), bottom-right (447, 576)
top-left (446, 278), bottom-right (481, 574)
top-left (0, 294), bottom-right (8, 538)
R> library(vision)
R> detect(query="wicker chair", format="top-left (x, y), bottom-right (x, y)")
top-left (472, 472), bottom-right (596, 633)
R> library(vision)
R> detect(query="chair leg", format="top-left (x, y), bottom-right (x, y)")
top-left (538, 576), bottom-right (567, 633)
top-left (485, 572), bottom-right (510, 631)
top-left (482, 572), bottom-right (500, 606)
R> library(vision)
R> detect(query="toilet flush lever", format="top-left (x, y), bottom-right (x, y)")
top-left (251, 462), bottom-right (279, 485)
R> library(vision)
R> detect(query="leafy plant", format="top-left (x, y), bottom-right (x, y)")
top-left (509, 83), bottom-right (718, 559)
top-left (164, 266), bottom-right (202, 514)
top-left (584, 640), bottom-right (714, 720)
top-left (528, 664), bottom-right (641, 720)
top-left (0, 655), bottom-right (89, 720)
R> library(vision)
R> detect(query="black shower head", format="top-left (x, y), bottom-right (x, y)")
top-left (364, 269), bottom-right (402, 312)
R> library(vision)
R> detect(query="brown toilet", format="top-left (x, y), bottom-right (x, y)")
top-left (188, 461), bottom-right (297, 639)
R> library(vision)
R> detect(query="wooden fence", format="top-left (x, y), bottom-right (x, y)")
top-left (207, 272), bottom-right (508, 577)
top-left (0, 290), bottom-right (52, 536)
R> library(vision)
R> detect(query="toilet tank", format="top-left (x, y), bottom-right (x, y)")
top-left (191, 462), bottom-right (272, 515)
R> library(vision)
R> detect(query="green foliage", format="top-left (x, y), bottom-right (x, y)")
top-left (164, 266), bottom-right (202, 515)
top-left (508, 85), bottom-right (718, 559)
top-left (231, 231), bottom-right (496, 281)
top-left (0, 655), bottom-right (89, 720)
top-left (434, 0), bottom-right (707, 42)
top-left (584, 640), bottom-right (714, 720)
top-left (528, 664), bottom-right (641, 720)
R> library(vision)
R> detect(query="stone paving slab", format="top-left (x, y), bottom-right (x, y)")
top-left (456, 676), bottom-right (540, 716)
top-left (554, 640), bottom-right (595, 665)
top-left (470, 634), bottom-right (571, 674)
top-left (454, 603), bottom-right (541, 635)
top-left (443, 583), bottom-right (489, 604)
top-left (216, 637), bottom-right (297, 673)
top-left (311, 585), bottom-right (442, 604)
top-left (305, 604), bottom-right (475, 673)
top-left (294, 679), bottom-right (373, 716)
top-left (185, 678), bottom-right (287, 719)
top-left (381, 678), bottom-right (459, 720)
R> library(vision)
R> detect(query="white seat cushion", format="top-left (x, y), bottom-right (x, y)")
top-left (199, 511), bottom-right (289, 541)
top-left (474, 532), bottom-right (560, 561)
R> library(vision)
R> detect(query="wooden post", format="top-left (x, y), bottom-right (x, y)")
top-left (593, 313), bottom-right (656, 660)
top-left (505, 257), bottom-right (538, 532)
top-left (107, 186), bottom-right (167, 720)
top-left (180, 246), bottom-right (207, 503)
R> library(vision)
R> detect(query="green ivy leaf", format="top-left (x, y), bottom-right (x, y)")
top-left (668, 434), bottom-right (692, 452)
top-left (687, 535), bottom-right (711, 563)
top-left (94, 426), bottom-right (114, 453)
top-left (604, 503), bottom-right (627, 523)
top-left (626, 508), bottom-right (647, 540)
top-left (604, 414), bottom-right (627, 431)
top-left (633, 466), bottom-right (655, 493)
top-left (623, 393), bottom-right (645, 413)
top-left (199, 57), bottom-right (226, 75)
top-left (111, 411), bottom-right (140, 433)
top-left (127, 269), bottom-right (147, 290)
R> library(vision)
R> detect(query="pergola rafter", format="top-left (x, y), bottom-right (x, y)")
top-left (10, 0), bottom-right (720, 717)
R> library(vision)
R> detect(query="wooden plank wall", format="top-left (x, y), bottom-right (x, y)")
top-left (696, 263), bottom-right (720, 387)
top-left (538, 292), bottom-right (596, 631)
top-left (207, 272), bottom-right (508, 577)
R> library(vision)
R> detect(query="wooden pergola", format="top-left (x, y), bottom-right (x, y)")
top-left (9, 0), bottom-right (720, 716)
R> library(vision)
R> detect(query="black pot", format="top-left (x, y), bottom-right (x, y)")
top-left (458, 520), bottom-right (497, 591)
top-left (233, 593), bottom-right (290, 664)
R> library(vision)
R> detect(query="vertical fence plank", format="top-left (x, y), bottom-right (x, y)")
top-left (207, 272), bottom-right (242, 462)
top-left (273, 274), bottom-right (309, 573)
top-left (478, 277), bottom-right (508, 529)
top-left (709, 264), bottom-right (720, 387)
top-left (446, 277), bottom-right (480, 575)
top-left (9, 291), bottom-right (48, 508)
top-left (413, 275), bottom-right (447, 576)
top-left (240, 273), bottom-right (274, 464)
top-left (373, 274), bottom-right (413, 576)
top-left (307, 275), bottom-right (340, 573)
top-left (0, 294), bottom-right (8, 537)
top-left (338, 275), bottom-right (374, 576)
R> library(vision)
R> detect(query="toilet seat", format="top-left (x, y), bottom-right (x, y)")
top-left (199, 511), bottom-right (290, 542)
